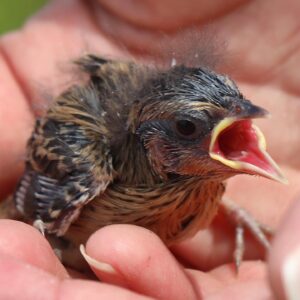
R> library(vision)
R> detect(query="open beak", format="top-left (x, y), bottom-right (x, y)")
top-left (209, 117), bottom-right (287, 184)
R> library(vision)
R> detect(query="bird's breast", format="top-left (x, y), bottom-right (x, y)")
top-left (66, 177), bottom-right (225, 246)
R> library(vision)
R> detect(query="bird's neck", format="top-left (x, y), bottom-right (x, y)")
top-left (112, 133), bottom-right (163, 185)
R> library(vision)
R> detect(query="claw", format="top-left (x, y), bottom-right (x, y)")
top-left (234, 224), bottom-right (245, 272)
top-left (221, 197), bottom-right (272, 271)
top-left (33, 219), bottom-right (46, 236)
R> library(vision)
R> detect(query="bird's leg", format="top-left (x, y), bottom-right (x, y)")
top-left (220, 197), bottom-right (273, 270)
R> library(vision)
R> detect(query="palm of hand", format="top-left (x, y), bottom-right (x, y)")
top-left (0, 0), bottom-right (299, 299)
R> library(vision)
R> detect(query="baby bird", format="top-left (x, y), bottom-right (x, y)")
top-left (14, 55), bottom-right (285, 266)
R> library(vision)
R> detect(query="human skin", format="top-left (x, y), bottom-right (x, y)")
top-left (0, 0), bottom-right (300, 299)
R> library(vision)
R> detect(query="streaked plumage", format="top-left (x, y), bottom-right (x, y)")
top-left (14, 55), bottom-right (285, 252)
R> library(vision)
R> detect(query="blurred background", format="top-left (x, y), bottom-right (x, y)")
top-left (0, 0), bottom-right (46, 34)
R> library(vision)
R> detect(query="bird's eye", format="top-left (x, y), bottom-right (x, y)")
top-left (176, 120), bottom-right (196, 136)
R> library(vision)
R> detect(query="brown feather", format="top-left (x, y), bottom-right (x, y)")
top-left (11, 55), bottom-right (271, 270)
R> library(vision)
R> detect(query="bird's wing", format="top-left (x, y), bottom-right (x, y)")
top-left (14, 87), bottom-right (114, 236)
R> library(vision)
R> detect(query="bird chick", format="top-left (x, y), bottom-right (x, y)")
top-left (14, 55), bottom-right (285, 263)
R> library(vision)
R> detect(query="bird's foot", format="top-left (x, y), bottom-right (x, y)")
top-left (220, 197), bottom-right (273, 271)
top-left (33, 219), bottom-right (46, 236)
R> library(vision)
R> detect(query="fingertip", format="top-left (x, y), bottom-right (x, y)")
top-left (0, 251), bottom-right (59, 300)
top-left (86, 224), bottom-right (164, 270)
top-left (86, 225), bottom-right (161, 288)
top-left (0, 219), bottom-right (67, 278)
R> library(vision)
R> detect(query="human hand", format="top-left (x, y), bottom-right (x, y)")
top-left (0, 220), bottom-right (272, 299)
top-left (0, 0), bottom-right (299, 299)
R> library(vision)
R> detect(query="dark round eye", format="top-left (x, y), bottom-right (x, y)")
top-left (175, 120), bottom-right (196, 136)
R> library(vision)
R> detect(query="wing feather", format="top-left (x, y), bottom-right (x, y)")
top-left (14, 87), bottom-right (113, 236)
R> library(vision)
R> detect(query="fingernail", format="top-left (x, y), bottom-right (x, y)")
top-left (282, 245), bottom-right (300, 300)
top-left (79, 244), bottom-right (117, 275)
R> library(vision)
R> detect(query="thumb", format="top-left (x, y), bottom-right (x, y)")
top-left (269, 197), bottom-right (300, 300)
top-left (83, 224), bottom-right (198, 300)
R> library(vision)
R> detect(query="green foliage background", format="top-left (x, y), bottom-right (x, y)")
top-left (0, 0), bottom-right (46, 34)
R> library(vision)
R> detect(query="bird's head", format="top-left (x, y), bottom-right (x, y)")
top-left (134, 65), bottom-right (286, 183)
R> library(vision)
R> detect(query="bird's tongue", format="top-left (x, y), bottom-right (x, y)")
top-left (209, 118), bottom-right (287, 183)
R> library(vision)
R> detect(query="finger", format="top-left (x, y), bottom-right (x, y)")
top-left (97, 0), bottom-right (243, 30)
top-left (172, 213), bottom-right (267, 271)
top-left (0, 0), bottom-right (122, 197)
top-left (84, 224), bottom-right (198, 300)
top-left (1, 0), bottom-right (122, 103)
top-left (186, 261), bottom-right (271, 299)
top-left (0, 219), bottom-right (67, 278)
top-left (206, 279), bottom-right (271, 300)
top-left (0, 52), bottom-right (33, 198)
top-left (0, 251), bottom-right (152, 300)
top-left (269, 197), bottom-right (300, 300)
